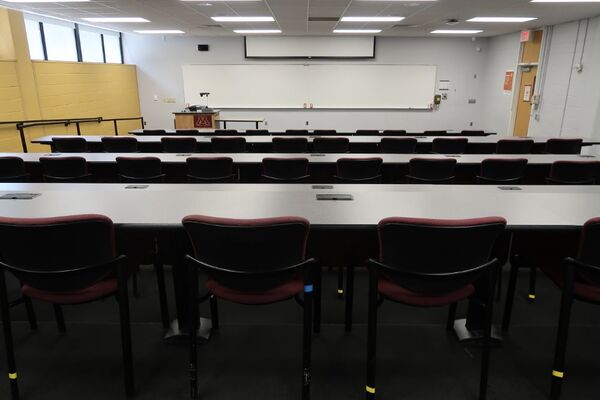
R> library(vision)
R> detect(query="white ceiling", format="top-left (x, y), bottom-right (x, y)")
top-left (3, 0), bottom-right (600, 37)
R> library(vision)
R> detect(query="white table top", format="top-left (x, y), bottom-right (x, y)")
top-left (0, 183), bottom-right (598, 228)
top-left (3, 152), bottom-right (596, 165)
top-left (33, 135), bottom-right (597, 145)
top-left (214, 118), bottom-right (265, 122)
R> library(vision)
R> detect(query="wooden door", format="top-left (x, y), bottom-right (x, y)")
top-left (513, 66), bottom-right (537, 137)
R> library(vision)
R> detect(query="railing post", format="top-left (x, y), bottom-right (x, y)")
top-left (76, 122), bottom-right (81, 136)
top-left (17, 124), bottom-right (28, 153)
top-left (140, 117), bottom-right (145, 129)
top-left (113, 120), bottom-right (119, 136)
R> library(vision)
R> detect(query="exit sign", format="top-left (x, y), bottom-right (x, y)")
top-left (520, 30), bottom-right (532, 42)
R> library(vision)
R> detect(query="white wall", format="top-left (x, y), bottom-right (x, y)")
top-left (123, 35), bottom-right (490, 132)
top-left (529, 16), bottom-right (600, 143)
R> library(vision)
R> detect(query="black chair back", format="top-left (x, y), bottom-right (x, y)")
top-left (143, 129), bottom-right (166, 135)
top-left (431, 138), bottom-right (468, 154)
top-left (183, 215), bottom-right (310, 290)
top-left (175, 129), bottom-right (200, 135)
top-left (425, 130), bottom-right (448, 135)
top-left (313, 130), bottom-right (337, 136)
top-left (0, 157), bottom-right (28, 182)
top-left (214, 129), bottom-right (238, 136)
top-left (186, 157), bottom-right (235, 182)
top-left (376, 217), bottom-right (506, 293)
top-left (496, 139), bottom-right (534, 154)
top-left (335, 158), bottom-right (382, 182)
top-left (312, 137), bottom-right (350, 153)
top-left (407, 158), bottom-right (456, 183)
top-left (547, 161), bottom-right (597, 184)
top-left (356, 130), bottom-right (380, 135)
top-left (245, 129), bottom-right (269, 135)
top-left (272, 137), bottom-right (309, 153)
top-left (40, 156), bottom-right (90, 182)
top-left (461, 130), bottom-right (486, 136)
top-left (101, 137), bottom-right (138, 153)
top-left (382, 130), bottom-right (407, 136)
top-left (478, 158), bottom-right (528, 184)
top-left (285, 129), bottom-right (309, 136)
top-left (577, 218), bottom-right (600, 284)
top-left (161, 137), bottom-right (197, 153)
top-left (116, 156), bottom-right (164, 182)
top-left (0, 214), bottom-right (117, 292)
top-left (379, 138), bottom-right (417, 154)
top-left (52, 137), bottom-right (88, 153)
top-left (545, 138), bottom-right (583, 154)
top-left (262, 158), bottom-right (309, 182)
top-left (211, 137), bottom-right (247, 153)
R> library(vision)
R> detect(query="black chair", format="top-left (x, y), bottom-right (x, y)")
top-left (545, 138), bottom-right (583, 155)
top-left (461, 130), bottom-right (487, 136)
top-left (0, 157), bottom-right (28, 182)
top-left (356, 130), bottom-right (380, 135)
top-left (161, 137), bottom-right (197, 153)
top-left (477, 158), bottom-right (528, 184)
top-left (52, 137), bottom-right (88, 153)
top-left (379, 138), bottom-right (417, 154)
top-left (143, 129), bottom-right (166, 135)
top-left (211, 137), bottom-right (247, 153)
top-left (285, 129), bottom-right (309, 136)
top-left (262, 158), bottom-right (310, 182)
top-left (182, 215), bottom-right (316, 400)
top-left (496, 139), bottom-right (534, 154)
top-left (245, 129), bottom-right (269, 135)
top-left (406, 158), bottom-right (456, 183)
top-left (116, 157), bottom-right (165, 183)
top-left (0, 214), bottom-right (134, 399)
top-left (101, 137), bottom-right (139, 153)
top-left (186, 157), bottom-right (236, 182)
top-left (431, 137), bottom-right (468, 154)
top-left (382, 130), bottom-right (407, 136)
top-left (546, 161), bottom-right (597, 185)
top-left (214, 129), bottom-right (238, 136)
top-left (425, 130), bottom-right (448, 135)
top-left (272, 137), bottom-right (309, 153)
top-left (175, 129), bottom-right (200, 135)
top-left (313, 129), bottom-right (337, 136)
top-left (365, 216), bottom-right (506, 400)
top-left (335, 158), bottom-right (382, 183)
top-left (312, 137), bottom-right (350, 153)
top-left (40, 156), bottom-right (91, 182)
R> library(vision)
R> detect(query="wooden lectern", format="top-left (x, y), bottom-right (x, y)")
top-left (174, 111), bottom-right (220, 129)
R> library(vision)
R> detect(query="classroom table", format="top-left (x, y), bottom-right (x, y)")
top-left (129, 129), bottom-right (495, 136)
top-left (214, 118), bottom-right (264, 129)
top-left (0, 182), bottom-right (598, 337)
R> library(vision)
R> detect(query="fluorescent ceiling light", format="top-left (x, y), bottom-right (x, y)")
top-left (212, 16), bottom-right (274, 22)
top-left (134, 30), bottom-right (184, 34)
top-left (183, 0), bottom-right (259, 1)
top-left (234, 29), bottom-right (281, 34)
top-left (4, 0), bottom-right (89, 2)
top-left (82, 17), bottom-right (150, 23)
top-left (341, 16), bottom-right (404, 22)
top-left (334, 29), bottom-right (382, 33)
top-left (431, 29), bottom-right (483, 34)
top-left (532, 0), bottom-right (600, 2)
top-left (358, 0), bottom-right (437, 2)
top-left (468, 17), bottom-right (537, 22)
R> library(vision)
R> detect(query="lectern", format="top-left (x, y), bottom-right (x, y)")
top-left (174, 111), bottom-right (220, 129)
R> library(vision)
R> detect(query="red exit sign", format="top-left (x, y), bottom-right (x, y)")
top-left (520, 30), bottom-right (532, 42)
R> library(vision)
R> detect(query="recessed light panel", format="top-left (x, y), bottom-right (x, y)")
top-left (212, 16), bottom-right (275, 22)
top-left (468, 17), bottom-right (537, 22)
top-left (341, 16), bottom-right (405, 22)
top-left (431, 29), bottom-right (483, 34)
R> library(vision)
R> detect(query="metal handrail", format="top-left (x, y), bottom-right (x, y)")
top-left (0, 116), bottom-right (144, 152)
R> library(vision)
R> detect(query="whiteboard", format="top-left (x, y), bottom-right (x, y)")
top-left (182, 64), bottom-right (436, 110)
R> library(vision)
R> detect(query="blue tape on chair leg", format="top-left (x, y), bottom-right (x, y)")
top-left (304, 284), bottom-right (313, 293)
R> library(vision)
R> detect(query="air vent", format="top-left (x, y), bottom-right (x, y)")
top-left (308, 17), bottom-right (340, 22)
top-left (392, 24), bottom-right (420, 28)
top-left (196, 24), bottom-right (224, 29)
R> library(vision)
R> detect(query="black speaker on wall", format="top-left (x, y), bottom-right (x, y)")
top-left (198, 44), bottom-right (209, 51)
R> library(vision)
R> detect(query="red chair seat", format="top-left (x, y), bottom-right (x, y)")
top-left (541, 264), bottom-right (600, 304)
top-left (206, 278), bottom-right (303, 305)
top-left (22, 278), bottom-right (118, 304)
top-left (378, 278), bottom-right (475, 307)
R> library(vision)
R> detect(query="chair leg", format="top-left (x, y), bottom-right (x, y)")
top-left (188, 265), bottom-right (199, 400)
top-left (337, 267), bottom-right (344, 298)
top-left (132, 272), bottom-right (140, 299)
top-left (550, 268), bottom-right (574, 400)
top-left (302, 281), bottom-right (314, 400)
top-left (501, 256), bottom-right (520, 332)
top-left (345, 265), bottom-right (355, 332)
top-left (479, 266), bottom-right (498, 400)
top-left (313, 267), bottom-right (322, 334)
top-left (495, 263), bottom-right (503, 302)
top-left (209, 295), bottom-right (219, 331)
top-left (365, 268), bottom-right (378, 399)
top-left (0, 271), bottom-right (19, 400)
top-left (53, 304), bottom-right (66, 333)
top-left (153, 257), bottom-right (170, 331)
top-left (446, 303), bottom-right (457, 331)
top-left (527, 265), bottom-right (537, 303)
top-left (23, 296), bottom-right (37, 331)
top-left (117, 268), bottom-right (135, 397)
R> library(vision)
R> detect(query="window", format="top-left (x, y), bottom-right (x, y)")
top-left (103, 34), bottom-right (122, 63)
top-left (79, 29), bottom-right (104, 62)
top-left (43, 22), bottom-right (77, 62)
top-left (24, 19), bottom-right (44, 60)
